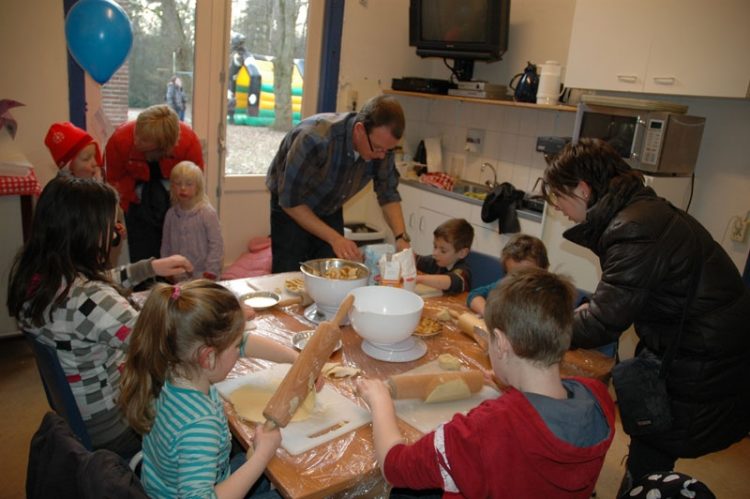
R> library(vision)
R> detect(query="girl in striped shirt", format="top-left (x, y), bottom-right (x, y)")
top-left (119, 279), bottom-right (297, 498)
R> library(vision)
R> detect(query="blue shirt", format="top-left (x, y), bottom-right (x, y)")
top-left (265, 113), bottom-right (401, 215)
top-left (141, 382), bottom-right (231, 499)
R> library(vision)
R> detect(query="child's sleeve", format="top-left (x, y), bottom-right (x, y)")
top-left (384, 415), bottom-right (487, 495)
top-left (175, 417), bottom-right (226, 498)
top-left (445, 262), bottom-right (471, 294)
top-left (466, 280), bottom-right (497, 307)
top-left (415, 254), bottom-right (437, 274)
top-left (161, 209), bottom-right (174, 258)
top-left (203, 207), bottom-right (224, 278)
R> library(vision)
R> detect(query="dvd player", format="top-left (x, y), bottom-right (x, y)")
top-left (391, 77), bottom-right (455, 95)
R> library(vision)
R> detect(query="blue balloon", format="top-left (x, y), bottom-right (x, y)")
top-left (65, 0), bottom-right (133, 84)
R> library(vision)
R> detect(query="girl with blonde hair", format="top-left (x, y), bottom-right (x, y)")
top-left (161, 161), bottom-right (224, 279)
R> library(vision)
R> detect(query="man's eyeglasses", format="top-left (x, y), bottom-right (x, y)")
top-left (365, 129), bottom-right (395, 155)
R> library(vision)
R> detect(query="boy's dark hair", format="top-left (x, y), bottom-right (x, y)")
top-left (485, 268), bottom-right (575, 366)
top-left (355, 95), bottom-right (405, 140)
top-left (434, 218), bottom-right (474, 251)
top-left (501, 234), bottom-right (549, 270)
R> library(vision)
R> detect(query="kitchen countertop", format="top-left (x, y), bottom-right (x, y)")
top-left (399, 177), bottom-right (544, 223)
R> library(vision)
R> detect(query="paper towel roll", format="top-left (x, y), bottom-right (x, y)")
top-left (424, 137), bottom-right (443, 172)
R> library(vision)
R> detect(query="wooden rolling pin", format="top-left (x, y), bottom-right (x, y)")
top-left (275, 292), bottom-right (313, 308)
top-left (386, 370), bottom-right (485, 402)
top-left (262, 294), bottom-right (354, 428)
top-left (451, 311), bottom-right (490, 351)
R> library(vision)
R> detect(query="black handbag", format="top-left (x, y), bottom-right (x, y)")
top-left (612, 212), bottom-right (700, 436)
top-left (612, 349), bottom-right (672, 436)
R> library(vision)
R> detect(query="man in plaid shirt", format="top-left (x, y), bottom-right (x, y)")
top-left (266, 95), bottom-right (411, 272)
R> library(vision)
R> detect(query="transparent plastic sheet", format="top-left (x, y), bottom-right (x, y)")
top-left (226, 306), bottom-right (396, 499)
top-left (222, 285), bottom-right (613, 497)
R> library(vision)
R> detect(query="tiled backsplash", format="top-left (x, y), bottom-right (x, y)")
top-left (396, 95), bottom-right (576, 194)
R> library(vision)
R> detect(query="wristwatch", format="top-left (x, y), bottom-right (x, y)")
top-left (395, 232), bottom-right (411, 243)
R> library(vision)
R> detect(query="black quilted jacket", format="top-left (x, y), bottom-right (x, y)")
top-left (565, 177), bottom-right (750, 457)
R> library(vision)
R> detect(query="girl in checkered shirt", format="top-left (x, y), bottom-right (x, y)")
top-left (7, 176), bottom-right (193, 458)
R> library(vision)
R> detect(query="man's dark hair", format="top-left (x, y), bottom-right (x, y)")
top-left (356, 95), bottom-right (405, 140)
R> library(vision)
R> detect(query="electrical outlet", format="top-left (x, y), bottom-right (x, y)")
top-left (465, 129), bottom-right (484, 154)
top-left (730, 214), bottom-right (749, 242)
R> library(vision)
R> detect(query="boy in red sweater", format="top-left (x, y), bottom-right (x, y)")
top-left (358, 268), bottom-right (616, 498)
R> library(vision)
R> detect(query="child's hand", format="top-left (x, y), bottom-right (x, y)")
top-left (152, 254), bottom-right (194, 277)
top-left (250, 423), bottom-right (282, 462)
top-left (356, 378), bottom-right (392, 408)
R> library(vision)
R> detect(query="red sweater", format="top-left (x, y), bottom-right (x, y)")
top-left (384, 377), bottom-right (616, 499)
top-left (104, 121), bottom-right (203, 211)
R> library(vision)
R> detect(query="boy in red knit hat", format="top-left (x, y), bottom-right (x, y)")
top-left (358, 268), bottom-right (616, 499)
top-left (45, 122), bottom-right (126, 265)
top-left (44, 122), bottom-right (103, 180)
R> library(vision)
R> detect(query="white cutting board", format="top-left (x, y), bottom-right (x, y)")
top-left (216, 363), bottom-right (371, 455)
top-left (393, 361), bottom-right (500, 434)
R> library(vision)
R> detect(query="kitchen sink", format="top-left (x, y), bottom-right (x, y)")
top-left (451, 180), bottom-right (491, 200)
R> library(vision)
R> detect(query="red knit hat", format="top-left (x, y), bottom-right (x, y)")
top-left (44, 122), bottom-right (102, 169)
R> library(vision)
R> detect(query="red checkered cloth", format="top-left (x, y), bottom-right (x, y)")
top-left (419, 172), bottom-right (455, 191)
top-left (0, 169), bottom-right (41, 196)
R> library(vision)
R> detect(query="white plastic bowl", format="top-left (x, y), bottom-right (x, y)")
top-left (349, 286), bottom-right (424, 345)
top-left (300, 258), bottom-right (369, 315)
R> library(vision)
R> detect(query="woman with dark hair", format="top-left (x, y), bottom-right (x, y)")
top-left (542, 138), bottom-right (750, 493)
top-left (7, 176), bottom-right (192, 459)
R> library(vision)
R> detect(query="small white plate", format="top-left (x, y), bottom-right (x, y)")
top-left (239, 291), bottom-right (280, 310)
top-left (291, 330), bottom-right (343, 353)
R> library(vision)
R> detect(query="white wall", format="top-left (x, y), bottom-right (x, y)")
top-left (5, 0), bottom-right (748, 274)
top-left (0, 0), bottom-right (69, 187)
top-left (339, 0), bottom-right (750, 274)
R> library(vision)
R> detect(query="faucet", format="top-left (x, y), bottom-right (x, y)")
top-left (481, 162), bottom-right (498, 188)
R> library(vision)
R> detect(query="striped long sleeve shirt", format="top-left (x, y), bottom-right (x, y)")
top-left (141, 383), bottom-right (231, 499)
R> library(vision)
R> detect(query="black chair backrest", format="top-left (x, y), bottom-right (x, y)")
top-left (25, 333), bottom-right (92, 450)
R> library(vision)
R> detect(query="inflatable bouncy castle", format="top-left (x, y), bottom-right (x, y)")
top-left (230, 54), bottom-right (303, 127)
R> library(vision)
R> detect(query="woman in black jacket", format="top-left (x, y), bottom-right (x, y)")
top-left (542, 138), bottom-right (750, 492)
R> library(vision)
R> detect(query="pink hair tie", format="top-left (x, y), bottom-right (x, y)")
top-left (171, 285), bottom-right (181, 301)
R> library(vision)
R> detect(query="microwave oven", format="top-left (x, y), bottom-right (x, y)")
top-left (573, 95), bottom-right (705, 175)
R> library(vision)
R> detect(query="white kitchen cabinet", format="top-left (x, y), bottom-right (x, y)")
top-left (566, 0), bottom-right (750, 98)
top-left (398, 183), bottom-right (428, 252)
top-left (541, 206), bottom-right (601, 293)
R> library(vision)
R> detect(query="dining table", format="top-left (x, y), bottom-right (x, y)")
top-left (219, 272), bottom-right (615, 499)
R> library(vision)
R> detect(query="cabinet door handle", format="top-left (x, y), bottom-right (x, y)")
top-left (408, 213), bottom-right (414, 229)
top-left (418, 216), bottom-right (424, 231)
top-left (616, 74), bottom-right (638, 83)
top-left (652, 76), bottom-right (676, 85)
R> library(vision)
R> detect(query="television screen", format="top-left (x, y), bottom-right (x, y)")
top-left (421, 0), bottom-right (489, 44)
top-left (409, 0), bottom-right (509, 80)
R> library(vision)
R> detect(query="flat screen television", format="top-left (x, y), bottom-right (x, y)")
top-left (409, 0), bottom-right (511, 81)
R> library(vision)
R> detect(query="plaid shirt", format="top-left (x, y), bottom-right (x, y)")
top-left (19, 260), bottom-right (154, 447)
top-left (266, 113), bottom-right (401, 216)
